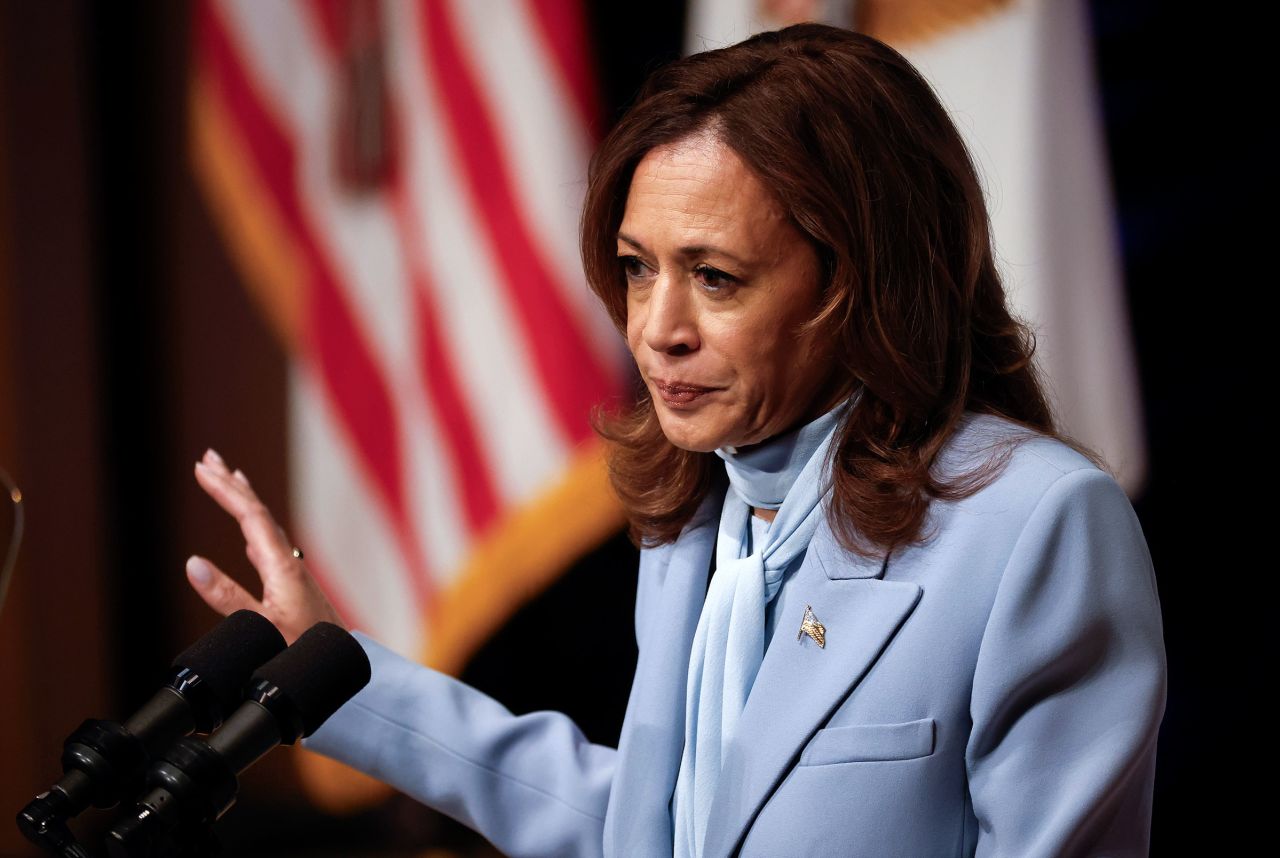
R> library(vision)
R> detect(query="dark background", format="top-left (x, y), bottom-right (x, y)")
top-left (0, 0), bottom-right (1259, 854)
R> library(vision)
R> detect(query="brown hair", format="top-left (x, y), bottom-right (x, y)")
top-left (580, 23), bottom-right (1105, 558)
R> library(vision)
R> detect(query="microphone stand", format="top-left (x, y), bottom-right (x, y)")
top-left (105, 814), bottom-right (221, 858)
top-left (14, 794), bottom-right (93, 858)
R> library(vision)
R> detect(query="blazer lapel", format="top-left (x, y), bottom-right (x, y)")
top-left (702, 518), bottom-right (923, 858)
top-left (604, 485), bottom-right (724, 858)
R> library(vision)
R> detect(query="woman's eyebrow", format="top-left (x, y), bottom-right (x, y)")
top-left (617, 232), bottom-right (749, 266)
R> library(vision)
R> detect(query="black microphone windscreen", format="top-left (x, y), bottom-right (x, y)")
top-left (251, 622), bottom-right (371, 737)
top-left (173, 610), bottom-right (287, 716)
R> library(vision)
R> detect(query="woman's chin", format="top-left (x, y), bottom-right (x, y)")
top-left (667, 437), bottom-right (720, 453)
top-left (656, 413), bottom-right (730, 453)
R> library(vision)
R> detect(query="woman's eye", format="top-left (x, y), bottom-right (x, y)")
top-left (618, 255), bottom-right (649, 280)
top-left (694, 264), bottom-right (736, 292)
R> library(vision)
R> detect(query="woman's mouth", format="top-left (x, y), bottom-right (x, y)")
top-left (653, 379), bottom-right (718, 406)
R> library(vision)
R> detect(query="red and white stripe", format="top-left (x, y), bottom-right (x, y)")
top-left (200, 0), bottom-right (627, 657)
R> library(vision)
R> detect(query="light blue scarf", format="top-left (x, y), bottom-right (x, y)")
top-left (671, 390), bottom-right (857, 858)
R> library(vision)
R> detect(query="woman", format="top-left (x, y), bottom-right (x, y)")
top-left (187, 23), bottom-right (1166, 858)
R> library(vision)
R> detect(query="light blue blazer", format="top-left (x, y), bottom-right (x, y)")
top-left (304, 414), bottom-right (1167, 857)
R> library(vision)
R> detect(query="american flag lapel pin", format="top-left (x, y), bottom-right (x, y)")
top-left (797, 604), bottom-right (826, 648)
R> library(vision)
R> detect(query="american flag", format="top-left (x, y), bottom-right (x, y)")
top-left (190, 0), bottom-right (630, 807)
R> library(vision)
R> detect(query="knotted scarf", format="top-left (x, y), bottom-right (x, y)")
top-left (671, 390), bottom-right (857, 857)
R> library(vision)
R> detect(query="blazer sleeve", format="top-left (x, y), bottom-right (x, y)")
top-left (302, 633), bottom-right (615, 858)
top-left (966, 466), bottom-right (1168, 857)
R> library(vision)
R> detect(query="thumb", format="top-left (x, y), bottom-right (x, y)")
top-left (186, 555), bottom-right (262, 617)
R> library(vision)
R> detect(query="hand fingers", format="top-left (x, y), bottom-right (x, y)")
top-left (194, 454), bottom-right (296, 574)
top-left (198, 453), bottom-right (275, 531)
top-left (186, 554), bottom-right (263, 617)
top-left (196, 449), bottom-right (258, 511)
top-left (194, 464), bottom-right (289, 559)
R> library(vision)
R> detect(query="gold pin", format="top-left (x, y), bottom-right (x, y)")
top-left (797, 604), bottom-right (826, 648)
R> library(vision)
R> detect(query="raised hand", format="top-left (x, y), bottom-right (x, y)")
top-left (188, 448), bottom-right (344, 644)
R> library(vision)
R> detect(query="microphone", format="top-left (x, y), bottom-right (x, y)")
top-left (106, 622), bottom-right (371, 857)
top-left (17, 610), bottom-right (286, 851)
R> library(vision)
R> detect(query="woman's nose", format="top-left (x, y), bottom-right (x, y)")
top-left (642, 275), bottom-right (699, 355)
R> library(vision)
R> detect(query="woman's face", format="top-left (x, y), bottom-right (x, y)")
top-left (620, 132), bottom-right (842, 453)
